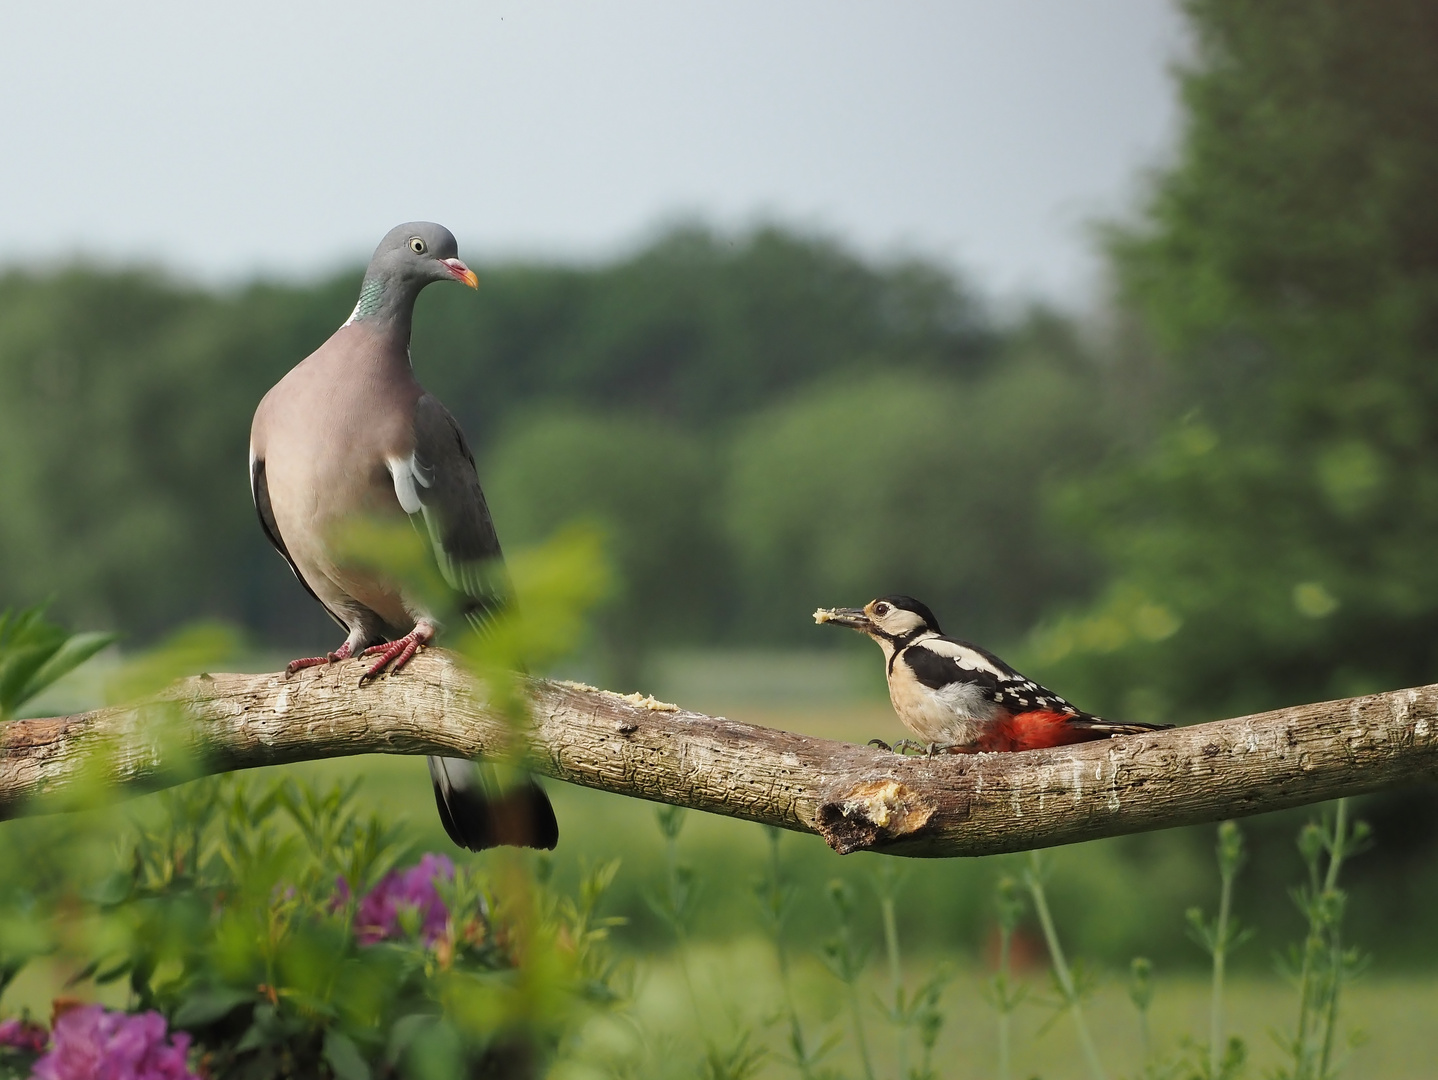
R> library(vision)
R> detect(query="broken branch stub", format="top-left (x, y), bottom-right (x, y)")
top-left (2, 651), bottom-right (1437, 857)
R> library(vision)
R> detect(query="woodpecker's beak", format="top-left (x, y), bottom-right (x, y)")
top-left (814, 607), bottom-right (874, 633)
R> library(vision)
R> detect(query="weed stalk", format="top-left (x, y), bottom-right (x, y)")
top-left (1023, 850), bottom-right (1107, 1080)
top-left (985, 875), bottom-right (1028, 1080)
top-left (1186, 820), bottom-right (1251, 1078)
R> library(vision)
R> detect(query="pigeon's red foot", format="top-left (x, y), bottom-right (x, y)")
top-left (285, 641), bottom-right (353, 677)
top-left (359, 625), bottom-right (434, 684)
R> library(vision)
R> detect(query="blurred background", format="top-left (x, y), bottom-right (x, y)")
top-left (3, 0), bottom-right (1438, 1074)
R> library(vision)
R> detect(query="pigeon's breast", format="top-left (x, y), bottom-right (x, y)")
top-left (251, 331), bottom-right (422, 609)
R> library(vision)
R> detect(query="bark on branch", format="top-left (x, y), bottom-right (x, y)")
top-left (3, 651), bottom-right (1436, 856)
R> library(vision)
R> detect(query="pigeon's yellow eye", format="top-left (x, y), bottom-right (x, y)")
top-left (409, 237), bottom-right (426, 254)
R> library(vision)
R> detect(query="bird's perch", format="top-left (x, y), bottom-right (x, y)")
top-left (2, 651), bottom-right (1436, 856)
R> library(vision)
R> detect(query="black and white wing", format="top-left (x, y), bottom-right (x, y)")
top-left (901, 635), bottom-right (1088, 717)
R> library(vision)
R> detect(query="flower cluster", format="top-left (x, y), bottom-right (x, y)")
top-left (0, 1016), bottom-right (47, 1053)
top-left (30, 1006), bottom-right (196, 1080)
top-left (338, 853), bottom-right (455, 945)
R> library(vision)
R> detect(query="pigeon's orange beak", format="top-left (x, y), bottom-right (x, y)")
top-left (443, 258), bottom-right (479, 288)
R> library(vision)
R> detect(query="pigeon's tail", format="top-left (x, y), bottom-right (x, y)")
top-left (427, 756), bottom-right (559, 852)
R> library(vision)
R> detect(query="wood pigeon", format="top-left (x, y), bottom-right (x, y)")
top-left (249, 222), bottom-right (558, 851)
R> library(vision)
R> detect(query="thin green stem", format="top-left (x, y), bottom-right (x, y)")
top-left (1317, 799), bottom-right (1351, 1079)
top-left (1323, 799), bottom-right (1348, 893)
top-left (765, 830), bottom-right (820, 1080)
top-left (849, 979), bottom-right (877, 1080)
top-left (880, 890), bottom-right (907, 1080)
top-left (1210, 859), bottom-right (1234, 1077)
top-left (663, 829), bottom-right (706, 1033)
top-left (1025, 852), bottom-right (1107, 1080)
top-left (997, 924), bottom-right (1013, 1080)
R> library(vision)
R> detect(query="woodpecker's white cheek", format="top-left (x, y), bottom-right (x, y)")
top-left (876, 610), bottom-right (925, 637)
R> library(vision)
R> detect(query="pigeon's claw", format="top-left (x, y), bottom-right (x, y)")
top-left (285, 641), bottom-right (353, 677)
top-left (867, 738), bottom-right (893, 752)
top-left (359, 624), bottom-right (435, 685)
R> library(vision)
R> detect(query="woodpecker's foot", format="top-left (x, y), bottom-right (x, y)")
top-left (359, 625), bottom-right (434, 685)
top-left (868, 738), bottom-right (935, 755)
top-left (285, 641), bottom-right (354, 676)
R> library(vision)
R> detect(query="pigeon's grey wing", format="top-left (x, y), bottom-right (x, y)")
top-left (395, 394), bottom-right (558, 852)
top-left (389, 393), bottom-right (509, 625)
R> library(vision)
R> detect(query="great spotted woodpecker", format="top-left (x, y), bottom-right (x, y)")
top-left (815, 594), bottom-right (1169, 753)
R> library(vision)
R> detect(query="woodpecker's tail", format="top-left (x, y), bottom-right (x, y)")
top-left (1070, 718), bottom-right (1174, 738)
top-left (427, 756), bottom-right (559, 852)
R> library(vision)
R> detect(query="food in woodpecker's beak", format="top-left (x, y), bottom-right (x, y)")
top-left (813, 607), bottom-right (873, 630)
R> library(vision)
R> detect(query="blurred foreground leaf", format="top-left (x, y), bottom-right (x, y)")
top-left (0, 604), bottom-right (116, 719)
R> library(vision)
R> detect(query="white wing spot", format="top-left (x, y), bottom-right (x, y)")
top-left (387, 455), bottom-right (425, 514)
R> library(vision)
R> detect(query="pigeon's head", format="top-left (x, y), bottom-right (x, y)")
top-left (367, 222), bottom-right (478, 291)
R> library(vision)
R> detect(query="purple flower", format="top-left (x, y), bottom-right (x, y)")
top-left (31, 1005), bottom-right (196, 1080)
top-left (340, 853), bottom-right (455, 945)
top-left (0, 1016), bottom-right (47, 1052)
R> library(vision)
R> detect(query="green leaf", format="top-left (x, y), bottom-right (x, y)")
top-left (322, 1029), bottom-right (371, 1080)
top-left (20, 631), bottom-right (117, 708)
top-left (94, 959), bottom-right (133, 985)
top-left (172, 986), bottom-right (256, 1028)
top-left (385, 1013), bottom-right (437, 1065)
top-left (84, 871), bottom-right (133, 907)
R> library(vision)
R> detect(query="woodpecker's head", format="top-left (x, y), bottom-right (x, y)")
top-left (814, 595), bottom-right (942, 645)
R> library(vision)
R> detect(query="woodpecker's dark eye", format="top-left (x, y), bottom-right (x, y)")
top-left (873, 602), bottom-right (891, 617)
top-left (409, 237), bottom-right (426, 254)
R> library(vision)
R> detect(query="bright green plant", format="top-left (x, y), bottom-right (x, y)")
top-left (756, 827), bottom-right (841, 1080)
top-left (0, 603), bottom-right (115, 719)
top-left (984, 875), bottom-right (1029, 1080)
top-left (1023, 850), bottom-right (1107, 1080)
top-left (1186, 821), bottom-right (1253, 1079)
top-left (870, 860), bottom-right (949, 1080)
top-left (1274, 800), bottom-right (1370, 1080)
top-left (821, 880), bottom-right (875, 1080)
top-left (0, 772), bottom-right (628, 1079)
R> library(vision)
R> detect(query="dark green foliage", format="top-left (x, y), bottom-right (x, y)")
top-left (483, 410), bottom-right (724, 682)
top-left (725, 332), bottom-right (1106, 644)
top-left (1040, 0), bottom-right (1438, 721)
top-left (413, 226), bottom-right (992, 434)
top-left (0, 225), bottom-right (1019, 665)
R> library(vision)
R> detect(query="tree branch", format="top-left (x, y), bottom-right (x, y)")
top-left (3, 651), bottom-right (1436, 856)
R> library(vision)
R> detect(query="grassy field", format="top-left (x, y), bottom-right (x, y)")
top-left (605, 943), bottom-right (1438, 1080)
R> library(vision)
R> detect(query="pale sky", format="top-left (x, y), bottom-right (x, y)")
top-left (0, 1), bottom-right (1185, 305)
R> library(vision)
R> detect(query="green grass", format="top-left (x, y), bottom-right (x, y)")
top-left (587, 940), bottom-right (1437, 1079)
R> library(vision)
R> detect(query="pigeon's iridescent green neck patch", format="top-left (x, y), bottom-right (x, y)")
top-left (347, 277), bottom-right (386, 323)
